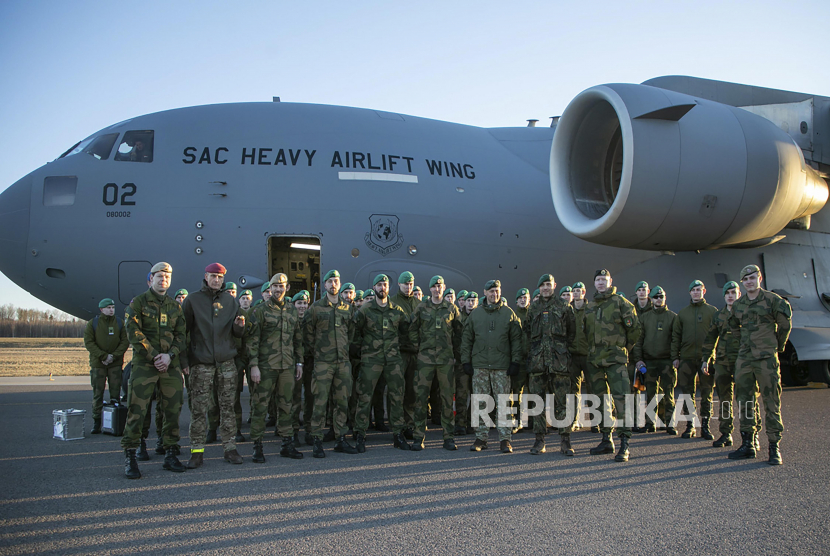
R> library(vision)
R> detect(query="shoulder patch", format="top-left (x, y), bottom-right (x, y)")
top-left (624, 316), bottom-right (633, 328)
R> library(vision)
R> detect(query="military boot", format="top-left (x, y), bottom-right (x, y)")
top-left (91, 417), bottom-right (102, 434)
top-left (560, 433), bottom-right (574, 457)
top-left (590, 433), bottom-right (615, 455)
top-left (411, 437), bottom-right (425, 451)
top-left (224, 449), bottom-right (243, 464)
top-left (681, 421), bottom-right (696, 438)
top-left (252, 439), bottom-right (266, 463)
top-left (355, 433), bottom-right (366, 453)
top-left (443, 438), bottom-right (458, 451)
top-left (163, 448), bottom-right (186, 472)
top-left (136, 438), bottom-right (150, 461)
top-left (590, 425), bottom-right (600, 434)
top-left (500, 440), bottom-right (513, 453)
top-left (393, 432), bottom-right (412, 451)
top-left (186, 451), bottom-right (203, 469)
top-left (333, 435), bottom-right (358, 454)
top-left (155, 437), bottom-right (165, 455)
top-left (292, 432), bottom-right (301, 446)
top-left (313, 438), bottom-right (326, 458)
top-left (713, 433), bottom-right (733, 448)
top-left (666, 425), bottom-right (678, 435)
top-left (124, 449), bottom-right (141, 479)
top-left (644, 420), bottom-right (656, 433)
top-left (700, 417), bottom-right (714, 440)
top-left (470, 438), bottom-right (487, 452)
top-left (728, 431), bottom-right (757, 459)
top-left (768, 441), bottom-right (782, 465)
top-left (530, 434), bottom-right (546, 455)
top-left (280, 437), bottom-right (304, 459)
top-left (614, 436), bottom-right (630, 462)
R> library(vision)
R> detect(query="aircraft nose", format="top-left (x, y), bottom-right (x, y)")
top-left (0, 177), bottom-right (31, 285)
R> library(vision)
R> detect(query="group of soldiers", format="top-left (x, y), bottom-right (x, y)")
top-left (82, 261), bottom-right (792, 479)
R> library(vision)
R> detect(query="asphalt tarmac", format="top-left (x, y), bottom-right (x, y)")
top-left (0, 378), bottom-right (828, 555)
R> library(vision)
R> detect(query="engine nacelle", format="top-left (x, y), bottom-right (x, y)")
top-left (550, 83), bottom-right (829, 251)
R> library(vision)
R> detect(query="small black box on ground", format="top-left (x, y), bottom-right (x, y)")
top-left (102, 403), bottom-right (127, 436)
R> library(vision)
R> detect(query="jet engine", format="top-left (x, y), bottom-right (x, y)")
top-left (550, 83), bottom-right (829, 251)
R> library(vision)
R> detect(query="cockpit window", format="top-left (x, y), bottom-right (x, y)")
top-left (115, 130), bottom-right (154, 162)
top-left (59, 133), bottom-right (119, 160)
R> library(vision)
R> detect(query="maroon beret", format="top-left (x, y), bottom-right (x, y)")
top-left (205, 263), bottom-right (227, 275)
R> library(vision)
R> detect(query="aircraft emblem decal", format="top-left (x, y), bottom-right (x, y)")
top-left (365, 214), bottom-right (404, 256)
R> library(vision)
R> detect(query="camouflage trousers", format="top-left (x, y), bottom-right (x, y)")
top-left (528, 371), bottom-right (573, 435)
top-left (251, 367), bottom-right (297, 440)
top-left (510, 366), bottom-right (528, 425)
top-left (676, 359), bottom-right (715, 419)
top-left (291, 359), bottom-right (313, 434)
top-left (569, 354), bottom-right (591, 429)
top-left (455, 365), bottom-right (471, 428)
top-left (588, 362), bottom-right (632, 438)
top-left (90, 365), bottom-right (121, 420)
top-left (310, 361), bottom-right (352, 439)
top-left (355, 360), bottom-right (405, 436)
top-left (713, 361), bottom-right (758, 435)
top-left (735, 355), bottom-right (783, 442)
top-left (371, 373), bottom-right (386, 424)
top-left (349, 359), bottom-right (361, 428)
top-left (208, 362), bottom-right (245, 433)
top-left (414, 362), bottom-right (455, 440)
top-left (120, 365), bottom-right (182, 450)
top-left (189, 360), bottom-right (238, 452)
top-left (401, 352), bottom-right (417, 428)
top-left (141, 383), bottom-right (164, 439)
top-left (472, 368), bottom-right (512, 442)
top-left (644, 359), bottom-right (677, 427)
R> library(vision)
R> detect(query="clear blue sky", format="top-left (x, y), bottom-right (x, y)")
top-left (1, 0), bottom-right (828, 311)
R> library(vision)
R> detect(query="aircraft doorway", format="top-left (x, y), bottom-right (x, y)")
top-left (267, 236), bottom-right (321, 301)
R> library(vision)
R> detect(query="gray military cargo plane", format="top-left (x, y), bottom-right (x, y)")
top-left (1, 76), bottom-right (829, 385)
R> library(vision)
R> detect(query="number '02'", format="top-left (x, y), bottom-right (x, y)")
top-left (102, 183), bottom-right (137, 206)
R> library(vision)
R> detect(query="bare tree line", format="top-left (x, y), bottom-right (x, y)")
top-left (0, 304), bottom-right (85, 337)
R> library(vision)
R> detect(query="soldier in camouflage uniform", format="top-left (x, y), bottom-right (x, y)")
top-left (247, 273), bottom-right (304, 462)
top-left (303, 270), bottom-right (358, 457)
top-left (408, 276), bottom-right (463, 450)
top-left (584, 269), bottom-right (641, 462)
top-left (238, 290), bottom-right (254, 426)
top-left (461, 280), bottom-right (522, 454)
top-left (671, 280), bottom-right (719, 440)
top-left (525, 275), bottom-right (577, 456)
top-left (559, 286), bottom-right (573, 304)
top-left (454, 291), bottom-right (478, 436)
top-left (290, 290), bottom-right (314, 445)
top-left (727, 265), bottom-right (792, 465)
top-left (569, 282), bottom-right (594, 432)
top-left (121, 262), bottom-right (187, 479)
top-left (84, 298), bottom-right (129, 434)
top-left (510, 288), bottom-right (531, 433)
top-left (391, 271), bottom-right (419, 438)
top-left (632, 286), bottom-right (678, 434)
top-left (352, 274), bottom-right (411, 452)
top-left (182, 263), bottom-right (247, 468)
top-left (444, 289), bottom-right (456, 306)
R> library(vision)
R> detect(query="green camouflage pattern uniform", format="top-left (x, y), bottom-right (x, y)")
top-left (632, 305), bottom-right (677, 427)
top-left (209, 307), bottom-right (251, 433)
top-left (461, 297), bottom-right (523, 442)
top-left (303, 295), bottom-right (354, 439)
top-left (121, 289), bottom-right (186, 450)
top-left (247, 297), bottom-right (303, 440)
top-left (671, 298), bottom-right (718, 421)
top-left (730, 289), bottom-right (791, 442)
top-left (511, 306), bottom-right (530, 425)
top-left (702, 305), bottom-right (759, 435)
top-left (584, 286), bottom-right (641, 438)
top-left (569, 300), bottom-right (591, 428)
top-left (353, 298), bottom-right (409, 436)
top-left (408, 298), bottom-right (463, 441)
top-left (525, 296), bottom-right (576, 435)
top-left (391, 290), bottom-right (419, 428)
top-left (454, 309), bottom-right (472, 429)
top-left (83, 314), bottom-right (129, 419)
top-left (291, 323), bottom-right (314, 436)
top-left (125, 304), bottom-right (165, 441)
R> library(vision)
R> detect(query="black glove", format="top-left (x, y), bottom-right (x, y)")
top-left (507, 362), bottom-right (520, 377)
top-left (463, 363), bottom-right (474, 376)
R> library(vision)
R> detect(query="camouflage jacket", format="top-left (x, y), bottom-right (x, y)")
top-left (234, 307), bottom-right (251, 369)
top-left (353, 298), bottom-right (409, 364)
top-left (514, 306), bottom-right (529, 360)
top-left (460, 297), bottom-right (522, 370)
top-left (569, 301), bottom-right (588, 356)
top-left (671, 299), bottom-right (718, 362)
top-left (525, 295), bottom-right (576, 361)
top-left (584, 287), bottom-right (641, 367)
top-left (408, 298), bottom-right (463, 365)
top-left (701, 305), bottom-right (741, 366)
top-left (247, 297), bottom-right (303, 370)
top-left (181, 281), bottom-right (245, 368)
top-left (632, 305), bottom-right (677, 362)
top-left (127, 288), bottom-right (186, 371)
top-left (390, 291), bottom-right (419, 354)
top-left (83, 313), bottom-right (129, 369)
top-left (729, 288), bottom-right (792, 361)
top-left (302, 294), bottom-right (354, 364)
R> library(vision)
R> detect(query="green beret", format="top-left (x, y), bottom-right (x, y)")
top-left (224, 282), bottom-right (237, 291)
top-left (429, 275), bottom-right (444, 288)
top-left (240, 290), bottom-right (252, 298)
top-left (260, 282), bottom-right (271, 293)
top-left (323, 270), bottom-right (340, 282)
top-left (650, 286), bottom-right (665, 298)
top-left (559, 286), bottom-right (572, 295)
top-left (516, 288), bottom-right (529, 299)
top-left (617, 292), bottom-right (626, 298)
top-left (635, 281), bottom-right (649, 291)
top-left (484, 279), bottom-right (501, 291)
top-left (373, 274), bottom-right (389, 286)
top-left (98, 298), bottom-right (115, 308)
top-left (458, 290), bottom-right (468, 298)
top-left (445, 288), bottom-right (455, 296)
top-left (689, 279), bottom-right (704, 291)
top-left (151, 262), bottom-right (172, 274)
top-left (532, 289), bottom-right (540, 298)
top-left (342, 282), bottom-right (355, 292)
top-left (740, 264), bottom-right (760, 280)
top-left (354, 290), bottom-right (364, 301)
top-left (537, 274), bottom-right (554, 287)
top-left (364, 289), bottom-right (375, 297)
top-left (723, 281), bottom-right (740, 295)
top-left (572, 282), bottom-right (585, 290)
top-left (414, 286), bottom-right (422, 293)
top-left (466, 291), bottom-right (478, 299)
top-left (174, 289), bottom-right (188, 298)
top-left (292, 291), bottom-right (310, 302)
top-left (594, 268), bottom-right (610, 279)
top-left (398, 271), bottom-right (414, 283)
